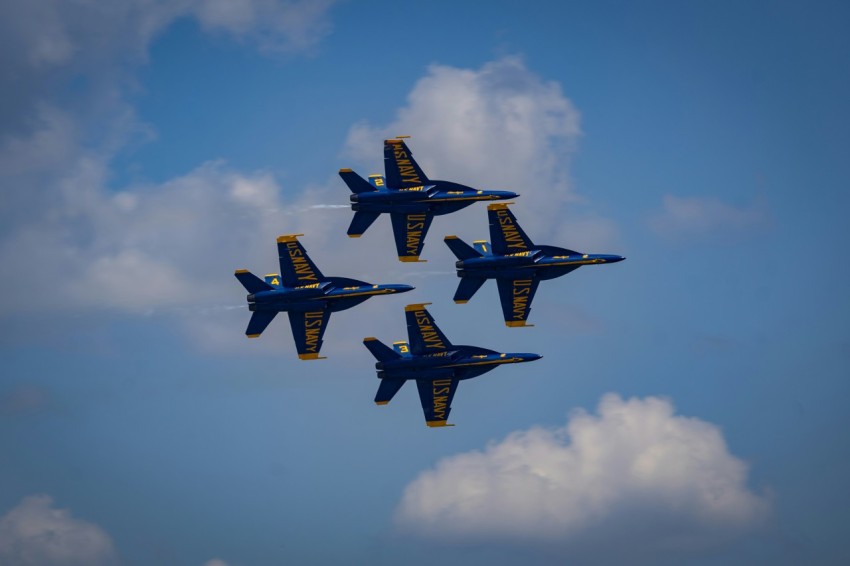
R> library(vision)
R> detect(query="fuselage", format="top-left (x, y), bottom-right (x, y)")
top-left (376, 348), bottom-right (541, 380)
top-left (248, 281), bottom-right (413, 313)
top-left (456, 249), bottom-right (625, 280)
top-left (350, 180), bottom-right (517, 215)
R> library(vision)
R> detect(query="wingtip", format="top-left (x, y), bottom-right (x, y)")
top-left (298, 353), bottom-right (327, 360)
top-left (277, 234), bottom-right (305, 243)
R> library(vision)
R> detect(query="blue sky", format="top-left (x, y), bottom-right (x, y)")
top-left (1, 1), bottom-right (848, 565)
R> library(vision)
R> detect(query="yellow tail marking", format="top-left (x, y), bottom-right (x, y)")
top-left (405, 303), bottom-right (432, 312)
top-left (247, 334), bottom-right (261, 338)
top-left (487, 202), bottom-right (515, 211)
top-left (339, 168), bottom-right (353, 173)
top-left (375, 401), bottom-right (390, 405)
top-left (235, 269), bottom-right (248, 274)
top-left (505, 321), bottom-right (534, 328)
top-left (427, 420), bottom-right (454, 428)
top-left (398, 256), bottom-right (426, 263)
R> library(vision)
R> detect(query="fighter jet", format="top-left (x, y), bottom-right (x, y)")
top-left (363, 303), bottom-right (541, 427)
top-left (444, 203), bottom-right (625, 327)
top-left (338, 138), bottom-right (517, 262)
top-left (234, 234), bottom-right (414, 360)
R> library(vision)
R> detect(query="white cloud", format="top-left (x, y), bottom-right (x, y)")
top-left (0, 0), bottom-right (344, 321)
top-left (649, 194), bottom-right (771, 242)
top-left (0, 49), bottom-right (614, 357)
top-left (203, 559), bottom-right (230, 566)
top-left (344, 57), bottom-right (585, 241)
top-left (396, 394), bottom-right (769, 559)
top-left (0, 495), bottom-right (116, 566)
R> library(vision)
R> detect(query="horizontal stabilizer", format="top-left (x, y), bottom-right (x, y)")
top-left (363, 337), bottom-right (402, 362)
top-left (444, 236), bottom-right (481, 260)
top-left (234, 270), bottom-right (274, 294)
top-left (339, 169), bottom-right (376, 194)
top-left (246, 311), bottom-right (277, 337)
top-left (453, 277), bottom-right (487, 304)
top-left (375, 379), bottom-right (406, 405)
top-left (347, 211), bottom-right (381, 237)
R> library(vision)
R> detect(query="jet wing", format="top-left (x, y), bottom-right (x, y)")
top-left (497, 278), bottom-right (540, 327)
top-left (288, 309), bottom-right (331, 360)
top-left (391, 212), bottom-right (434, 262)
top-left (405, 303), bottom-right (453, 355)
top-left (416, 377), bottom-right (459, 427)
top-left (488, 203), bottom-right (535, 255)
top-left (384, 139), bottom-right (430, 188)
top-left (277, 235), bottom-right (326, 287)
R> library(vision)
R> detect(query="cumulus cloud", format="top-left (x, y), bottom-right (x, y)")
top-left (0, 495), bottom-right (116, 566)
top-left (649, 194), bottom-right (771, 242)
top-left (0, 24), bottom-right (613, 355)
top-left (0, 0), bottom-right (344, 320)
top-left (396, 394), bottom-right (769, 560)
top-left (344, 57), bottom-right (585, 241)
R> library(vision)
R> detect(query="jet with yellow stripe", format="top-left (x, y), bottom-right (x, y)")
top-left (234, 234), bottom-right (414, 360)
top-left (363, 304), bottom-right (541, 427)
top-left (339, 137), bottom-right (517, 262)
top-left (445, 203), bottom-right (625, 327)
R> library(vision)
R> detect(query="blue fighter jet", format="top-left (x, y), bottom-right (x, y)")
top-left (338, 138), bottom-right (517, 262)
top-left (444, 203), bottom-right (625, 327)
top-left (234, 234), bottom-right (414, 360)
top-left (363, 303), bottom-right (541, 427)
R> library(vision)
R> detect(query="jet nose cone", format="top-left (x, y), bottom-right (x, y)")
top-left (496, 190), bottom-right (519, 199)
top-left (608, 255), bottom-right (626, 263)
top-left (390, 284), bottom-right (415, 294)
top-left (517, 353), bottom-right (542, 363)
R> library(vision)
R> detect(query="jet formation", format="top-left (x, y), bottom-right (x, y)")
top-left (338, 138), bottom-right (516, 262)
top-left (235, 138), bottom-right (624, 426)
